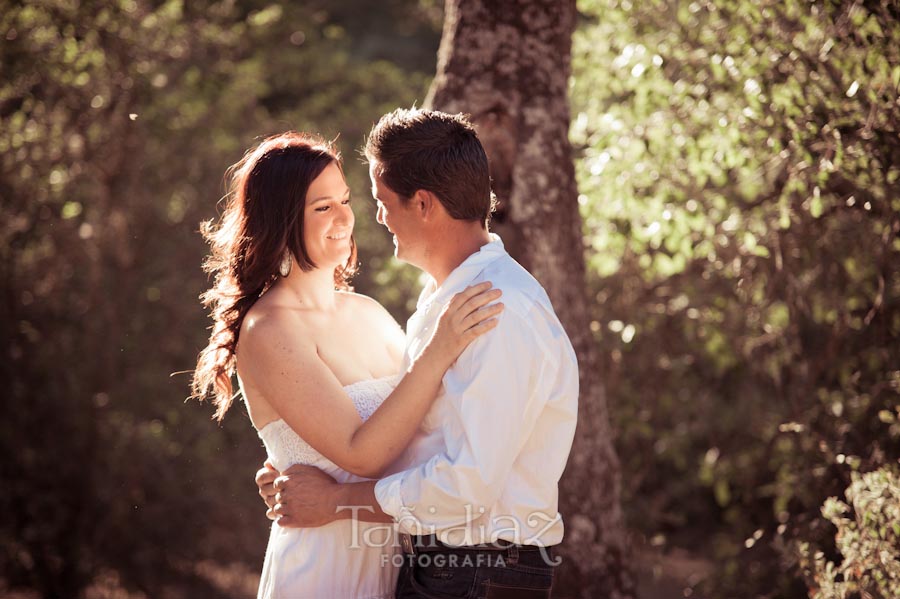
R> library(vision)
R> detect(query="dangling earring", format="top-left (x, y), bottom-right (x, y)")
top-left (279, 250), bottom-right (292, 277)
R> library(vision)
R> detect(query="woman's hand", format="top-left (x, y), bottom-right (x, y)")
top-left (423, 281), bottom-right (503, 369)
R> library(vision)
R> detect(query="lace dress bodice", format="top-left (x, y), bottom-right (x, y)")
top-left (257, 374), bottom-right (402, 481)
top-left (254, 374), bottom-right (403, 599)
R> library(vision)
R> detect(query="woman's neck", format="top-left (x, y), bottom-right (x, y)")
top-left (274, 264), bottom-right (339, 312)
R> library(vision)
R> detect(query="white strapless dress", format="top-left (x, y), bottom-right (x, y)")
top-left (257, 375), bottom-right (402, 599)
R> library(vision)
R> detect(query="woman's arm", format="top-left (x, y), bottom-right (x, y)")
top-left (238, 283), bottom-right (503, 478)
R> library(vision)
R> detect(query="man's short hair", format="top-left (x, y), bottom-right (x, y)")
top-left (365, 108), bottom-right (495, 227)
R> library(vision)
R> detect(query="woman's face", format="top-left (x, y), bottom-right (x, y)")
top-left (303, 161), bottom-right (354, 268)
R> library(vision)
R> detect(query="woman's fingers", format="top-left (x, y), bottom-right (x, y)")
top-left (447, 283), bottom-right (501, 325)
top-left (429, 281), bottom-right (503, 359)
top-left (458, 288), bottom-right (502, 317)
top-left (463, 317), bottom-right (500, 341)
top-left (461, 301), bottom-right (504, 330)
top-left (449, 281), bottom-right (493, 309)
top-left (445, 283), bottom-right (504, 340)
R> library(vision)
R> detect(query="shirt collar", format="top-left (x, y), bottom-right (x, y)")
top-left (417, 234), bottom-right (506, 311)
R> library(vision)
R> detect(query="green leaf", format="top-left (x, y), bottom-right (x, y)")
top-left (714, 479), bottom-right (731, 507)
top-left (810, 194), bottom-right (823, 218)
top-left (61, 201), bottom-right (82, 219)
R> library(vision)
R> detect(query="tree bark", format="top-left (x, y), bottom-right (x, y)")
top-left (426, 1), bottom-right (634, 597)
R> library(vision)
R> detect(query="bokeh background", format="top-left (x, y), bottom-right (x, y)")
top-left (2, 1), bottom-right (898, 598)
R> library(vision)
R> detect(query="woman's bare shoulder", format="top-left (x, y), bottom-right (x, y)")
top-left (239, 290), bottom-right (310, 350)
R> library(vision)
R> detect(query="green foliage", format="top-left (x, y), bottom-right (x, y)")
top-left (1, 0), bottom-right (436, 595)
top-left (800, 466), bottom-right (900, 599)
top-left (572, 0), bottom-right (900, 596)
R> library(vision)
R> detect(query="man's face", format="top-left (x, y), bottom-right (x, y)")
top-left (369, 160), bottom-right (424, 265)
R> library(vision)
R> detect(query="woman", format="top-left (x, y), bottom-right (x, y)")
top-left (190, 132), bottom-right (502, 599)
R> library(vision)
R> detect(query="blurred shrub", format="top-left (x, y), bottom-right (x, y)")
top-left (800, 465), bottom-right (900, 599)
top-left (572, 0), bottom-right (899, 596)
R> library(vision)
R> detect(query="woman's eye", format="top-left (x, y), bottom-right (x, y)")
top-left (315, 206), bottom-right (330, 212)
top-left (341, 198), bottom-right (351, 205)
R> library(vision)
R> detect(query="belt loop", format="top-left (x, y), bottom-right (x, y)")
top-left (507, 544), bottom-right (519, 566)
top-left (400, 533), bottom-right (415, 556)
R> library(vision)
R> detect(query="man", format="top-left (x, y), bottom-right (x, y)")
top-left (256, 108), bottom-right (578, 598)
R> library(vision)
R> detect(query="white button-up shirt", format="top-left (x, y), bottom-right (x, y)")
top-left (374, 236), bottom-right (579, 546)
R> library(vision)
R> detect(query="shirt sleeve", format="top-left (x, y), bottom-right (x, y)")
top-left (374, 302), bottom-right (558, 533)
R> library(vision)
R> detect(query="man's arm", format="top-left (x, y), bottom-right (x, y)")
top-left (375, 303), bottom-right (568, 532)
top-left (263, 464), bottom-right (393, 527)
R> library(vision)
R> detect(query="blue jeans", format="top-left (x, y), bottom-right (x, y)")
top-left (394, 545), bottom-right (556, 598)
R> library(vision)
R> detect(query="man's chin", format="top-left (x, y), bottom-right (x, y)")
top-left (393, 248), bottom-right (410, 264)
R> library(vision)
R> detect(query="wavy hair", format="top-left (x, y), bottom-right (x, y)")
top-left (191, 132), bottom-right (357, 420)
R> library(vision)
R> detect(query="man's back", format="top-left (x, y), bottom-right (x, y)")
top-left (376, 237), bottom-right (579, 546)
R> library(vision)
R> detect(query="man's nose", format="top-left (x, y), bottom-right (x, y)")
top-left (375, 202), bottom-right (385, 225)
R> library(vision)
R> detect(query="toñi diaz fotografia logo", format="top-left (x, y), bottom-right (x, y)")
top-left (334, 504), bottom-right (563, 567)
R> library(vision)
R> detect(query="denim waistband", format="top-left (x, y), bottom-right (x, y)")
top-left (398, 533), bottom-right (552, 556)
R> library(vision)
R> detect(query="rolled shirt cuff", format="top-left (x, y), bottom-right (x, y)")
top-left (374, 472), bottom-right (404, 522)
top-left (375, 471), bottom-right (434, 535)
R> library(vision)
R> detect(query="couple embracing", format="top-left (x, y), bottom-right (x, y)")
top-left (192, 108), bottom-right (579, 598)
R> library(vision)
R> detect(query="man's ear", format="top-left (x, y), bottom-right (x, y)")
top-left (413, 189), bottom-right (443, 222)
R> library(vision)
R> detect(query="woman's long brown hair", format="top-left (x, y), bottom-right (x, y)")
top-left (191, 132), bottom-right (357, 420)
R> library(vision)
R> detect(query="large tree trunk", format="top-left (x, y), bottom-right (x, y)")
top-left (426, 1), bottom-right (634, 597)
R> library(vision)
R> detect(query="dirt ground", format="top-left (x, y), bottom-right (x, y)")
top-left (3, 548), bottom-right (712, 599)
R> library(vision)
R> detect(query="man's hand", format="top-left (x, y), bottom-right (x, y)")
top-left (271, 464), bottom-right (342, 528)
top-left (255, 461), bottom-right (279, 521)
